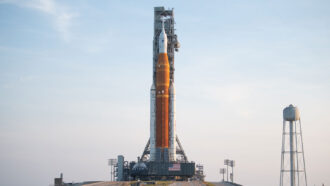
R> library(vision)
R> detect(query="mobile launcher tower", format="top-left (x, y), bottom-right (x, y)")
top-left (128, 7), bottom-right (195, 181)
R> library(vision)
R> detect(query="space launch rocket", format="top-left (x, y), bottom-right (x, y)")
top-left (149, 19), bottom-right (176, 162)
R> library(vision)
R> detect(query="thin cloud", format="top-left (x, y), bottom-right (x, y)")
top-left (1, 0), bottom-right (77, 42)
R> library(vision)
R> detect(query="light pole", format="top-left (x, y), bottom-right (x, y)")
top-left (220, 168), bottom-right (226, 182)
top-left (224, 159), bottom-right (230, 182)
top-left (229, 160), bottom-right (235, 182)
top-left (108, 158), bottom-right (117, 181)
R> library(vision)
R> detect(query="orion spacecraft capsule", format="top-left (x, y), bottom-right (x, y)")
top-left (150, 19), bottom-right (176, 162)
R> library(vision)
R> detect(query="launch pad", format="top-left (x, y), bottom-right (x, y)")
top-left (130, 162), bottom-right (195, 181)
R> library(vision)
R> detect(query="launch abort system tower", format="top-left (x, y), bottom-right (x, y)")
top-left (131, 7), bottom-right (195, 180)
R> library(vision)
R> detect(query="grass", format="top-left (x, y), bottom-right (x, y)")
top-left (203, 182), bottom-right (215, 186)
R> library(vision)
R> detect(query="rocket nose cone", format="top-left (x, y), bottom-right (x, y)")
top-left (158, 19), bottom-right (168, 54)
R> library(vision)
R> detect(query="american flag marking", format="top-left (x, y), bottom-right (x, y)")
top-left (168, 163), bottom-right (181, 171)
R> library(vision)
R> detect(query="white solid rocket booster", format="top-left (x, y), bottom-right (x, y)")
top-left (169, 82), bottom-right (176, 161)
top-left (150, 83), bottom-right (156, 161)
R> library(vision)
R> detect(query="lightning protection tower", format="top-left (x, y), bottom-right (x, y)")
top-left (280, 104), bottom-right (308, 186)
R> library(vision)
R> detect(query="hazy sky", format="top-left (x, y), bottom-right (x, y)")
top-left (1, 0), bottom-right (330, 186)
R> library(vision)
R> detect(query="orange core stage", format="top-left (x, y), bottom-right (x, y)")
top-left (156, 53), bottom-right (170, 148)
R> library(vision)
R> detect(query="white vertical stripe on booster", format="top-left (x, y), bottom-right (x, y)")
top-left (150, 83), bottom-right (156, 161)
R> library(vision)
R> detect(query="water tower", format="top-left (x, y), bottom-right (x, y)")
top-left (280, 104), bottom-right (308, 186)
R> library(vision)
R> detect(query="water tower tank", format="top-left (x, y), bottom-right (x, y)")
top-left (283, 104), bottom-right (300, 121)
top-left (280, 104), bottom-right (307, 186)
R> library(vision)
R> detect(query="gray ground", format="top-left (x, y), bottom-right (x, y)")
top-left (83, 181), bottom-right (206, 186)
top-left (83, 181), bottom-right (241, 186)
top-left (83, 182), bottom-right (131, 186)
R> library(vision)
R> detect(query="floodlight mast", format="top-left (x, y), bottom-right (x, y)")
top-left (230, 160), bottom-right (235, 182)
top-left (224, 159), bottom-right (235, 183)
top-left (220, 168), bottom-right (226, 182)
top-left (224, 159), bottom-right (230, 181)
top-left (108, 159), bottom-right (117, 181)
